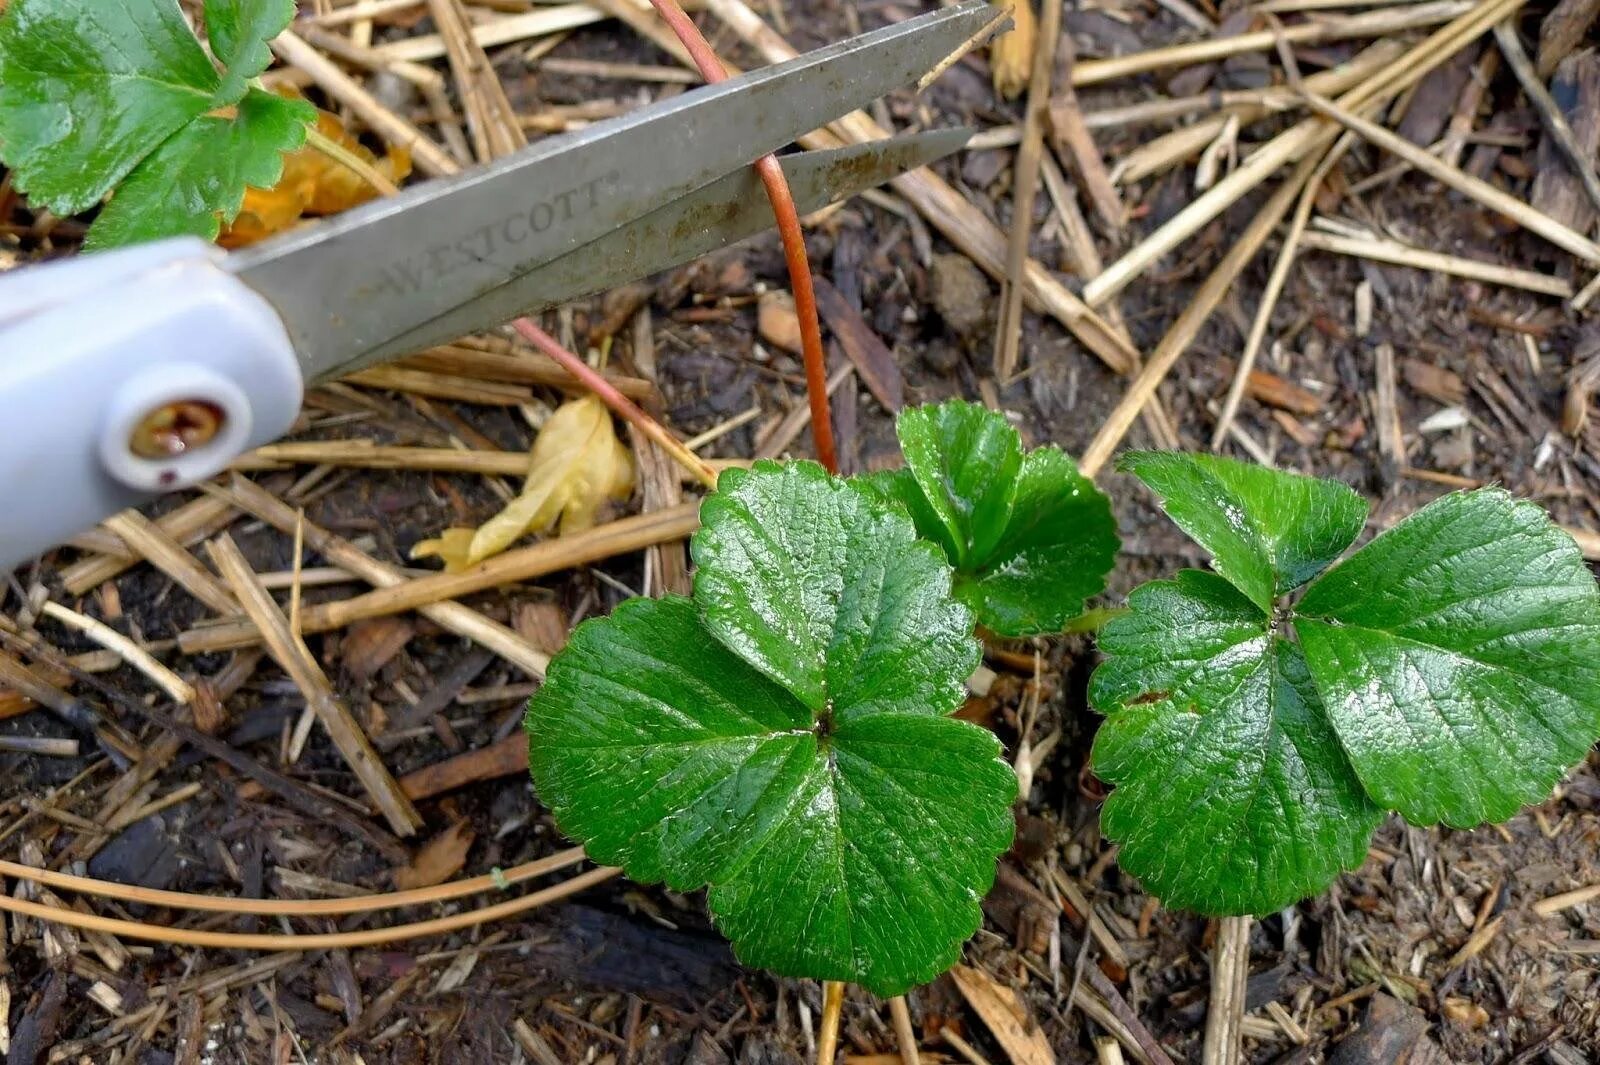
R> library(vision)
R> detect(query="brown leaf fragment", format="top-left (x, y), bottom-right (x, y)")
top-left (394, 819), bottom-right (475, 890)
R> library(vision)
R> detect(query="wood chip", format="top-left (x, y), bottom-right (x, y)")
top-left (948, 965), bottom-right (1056, 1065)
top-left (340, 617), bottom-right (415, 680)
top-left (813, 277), bottom-right (903, 412)
top-left (394, 819), bottom-right (475, 890)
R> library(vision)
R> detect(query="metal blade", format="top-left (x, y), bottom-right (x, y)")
top-left (228, 0), bottom-right (995, 382)
top-left (346, 128), bottom-right (970, 374)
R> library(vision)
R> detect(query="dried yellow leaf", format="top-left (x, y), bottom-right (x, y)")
top-left (220, 104), bottom-right (413, 249)
top-left (990, 0), bottom-right (1038, 101)
top-left (412, 394), bottom-right (635, 571)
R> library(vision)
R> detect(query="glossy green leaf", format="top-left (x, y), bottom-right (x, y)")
top-left (530, 463), bottom-right (1016, 995)
top-left (1297, 488), bottom-right (1600, 827)
top-left (693, 460), bottom-right (980, 719)
top-left (1091, 571), bottom-right (1382, 915)
top-left (0, 0), bottom-right (312, 246)
top-left (1122, 451), bottom-right (1366, 612)
top-left (861, 401), bottom-right (1119, 636)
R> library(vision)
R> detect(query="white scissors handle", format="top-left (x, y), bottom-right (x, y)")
top-left (0, 238), bottom-right (302, 570)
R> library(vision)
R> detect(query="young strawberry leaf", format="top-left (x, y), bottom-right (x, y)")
top-left (0, 0), bottom-right (313, 248)
top-left (1120, 451), bottom-right (1367, 613)
top-left (87, 90), bottom-right (314, 250)
top-left (528, 461), bottom-right (1017, 996)
top-left (1296, 488), bottom-right (1600, 827)
top-left (860, 400), bottom-right (1118, 636)
top-left (1091, 571), bottom-right (1382, 915)
top-left (1095, 453), bottom-right (1600, 916)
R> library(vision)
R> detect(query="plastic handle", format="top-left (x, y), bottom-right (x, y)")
top-left (0, 238), bottom-right (304, 571)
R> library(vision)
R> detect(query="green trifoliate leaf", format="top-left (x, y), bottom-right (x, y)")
top-left (0, 0), bottom-right (312, 247)
top-left (860, 401), bottom-right (1119, 636)
top-left (86, 89), bottom-right (312, 250)
top-left (1122, 451), bottom-right (1367, 612)
top-left (1296, 488), bottom-right (1600, 827)
top-left (529, 462), bottom-right (1016, 996)
top-left (1090, 571), bottom-right (1382, 915)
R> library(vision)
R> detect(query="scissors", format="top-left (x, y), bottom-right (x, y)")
top-left (0, 1), bottom-right (995, 571)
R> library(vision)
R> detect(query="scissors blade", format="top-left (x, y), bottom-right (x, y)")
top-left (228, 0), bottom-right (996, 383)
top-left (344, 128), bottom-right (971, 374)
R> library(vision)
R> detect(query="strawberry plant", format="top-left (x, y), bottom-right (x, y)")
top-left (528, 459), bottom-right (1018, 995)
top-left (1093, 452), bottom-right (1600, 915)
top-left (0, 0), bottom-right (314, 248)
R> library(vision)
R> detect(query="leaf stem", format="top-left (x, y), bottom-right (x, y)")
top-left (303, 124), bottom-right (401, 197)
top-left (645, 0), bottom-right (839, 474)
top-left (817, 980), bottom-right (845, 1064)
top-left (510, 318), bottom-right (719, 489)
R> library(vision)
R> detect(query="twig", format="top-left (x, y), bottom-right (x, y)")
top-left (241, 443), bottom-right (526, 476)
top-left (402, 345), bottom-right (656, 399)
top-left (646, 0), bottom-right (837, 472)
top-left (0, 866), bottom-right (619, 952)
top-left (1108, 40), bottom-right (1403, 184)
top-left (0, 627), bottom-right (408, 862)
top-left (817, 980), bottom-right (845, 1065)
top-left (1297, 228), bottom-right (1575, 295)
top-left (178, 497), bottom-right (700, 654)
top-left (101, 510), bottom-right (236, 617)
top-left (38, 603), bottom-right (194, 706)
top-left (271, 29), bottom-right (460, 177)
top-left (1212, 134), bottom-right (1353, 448)
top-left (1493, 19), bottom-right (1600, 218)
top-left (511, 318), bottom-right (718, 486)
top-left (398, 733), bottom-right (528, 800)
top-left (206, 476), bottom-right (551, 677)
top-left (1082, 150), bottom-right (1321, 476)
top-left (428, 0), bottom-right (527, 161)
top-left (1070, 0), bottom-right (1471, 85)
top-left (1202, 917), bottom-right (1250, 1065)
top-left (0, 847), bottom-right (585, 916)
top-left (995, 0), bottom-right (1064, 380)
top-left (371, 4), bottom-right (604, 62)
top-left (206, 533), bottom-right (423, 837)
top-left (889, 996), bottom-right (920, 1065)
top-left (1299, 88), bottom-right (1600, 264)
top-left (1533, 881), bottom-right (1600, 915)
top-left (917, 6), bottom-right (1013, 91)
top-left (62, 496), bottom-right (237, 595)
top-left (941, 1029), bottom-right (995, 1065)
top-left (1086, 0), bottom-right (1527, 306)
top-left (1048, 34), bottom-right (1122, 231)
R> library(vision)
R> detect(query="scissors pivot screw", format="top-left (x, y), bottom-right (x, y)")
top-left (128, 400), bottom-right (227, 460)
